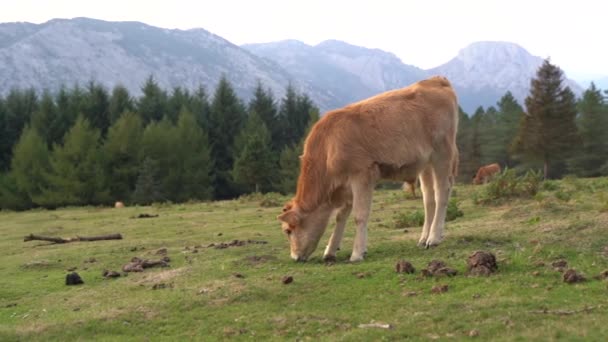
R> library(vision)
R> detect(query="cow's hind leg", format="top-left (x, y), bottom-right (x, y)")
top-left (417, 167), bottom-right (436, 246)
top-left (425, 155), bottom-right (455, 248)
top-left (323, 202), bottom-right (352, 261)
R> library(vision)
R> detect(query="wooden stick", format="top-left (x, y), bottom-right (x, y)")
top-left (24, 233), bottom-right (122, 244)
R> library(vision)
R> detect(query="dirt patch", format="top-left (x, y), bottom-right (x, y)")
top-left (132, 213), bottom-right (159, 219)
top-left (552, 259), bottom-right (568, 272)
top-left (208, 239), bottom-right (268, 249)
top-left (431, 284), bottom-right (449, 294)
top-left (241, 254), bottom-right (276, 266)
top-left (154, 248), bottom-right (168, 256)
top-left (123, 256), bottom-right (170, 272)
top-left (421, 260), bottom-right (457, 277)
top-left (102, 270), bottom-right (121, 278)
top-left (467, 251), bottom-right (498, 276)
top-left (282, 276), bottom-right (294, 284)
top-left (21, 260), bottom-right (52, 269)
top-left (563, 269), bottom-right (586, 283)
top-left (395, 260), bottom-right (416, 274)
top-left (594, 270), bottom-right (608, 280)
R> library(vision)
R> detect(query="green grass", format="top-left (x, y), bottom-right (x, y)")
top-left (2, 179), bottom-right (608, 341)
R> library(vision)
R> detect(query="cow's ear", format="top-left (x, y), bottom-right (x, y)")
top-left (277, 210), bottom-right (300, 227)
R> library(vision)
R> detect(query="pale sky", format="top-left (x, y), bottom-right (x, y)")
top-left (1, 0), bottom-right (607, 80)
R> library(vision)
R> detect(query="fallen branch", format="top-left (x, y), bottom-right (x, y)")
top-left (24, 233), bottom-right (123, 244)
top-left (530, 306), bottom-right (597, 316)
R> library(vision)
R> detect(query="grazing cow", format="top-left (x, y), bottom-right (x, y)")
top-left (277, 76), bottom-right (459, 262)
top-left (473, 163), bottom-right (501, 185)
top-left (114, 201), bottom-right (125, 209)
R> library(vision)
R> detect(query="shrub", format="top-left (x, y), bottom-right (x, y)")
top-left (394, 210), bottom-right (424, 228)
top-left (446, 199), bottom-right (464, 221)
top-left (475, 168), bottom-right (543, 205)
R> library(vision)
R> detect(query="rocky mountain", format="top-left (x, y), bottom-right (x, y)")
top-left (0, 18), bottom-right (585, 114)
top-left (428, 41), bottom-right (583, 111)
top-left (243, 39), bottom-right (426, 110)
top-left (0, 17), bottom-right (309, 106)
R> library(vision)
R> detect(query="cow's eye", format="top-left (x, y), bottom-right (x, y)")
top-left (285, 229), bottom-right (292, 235)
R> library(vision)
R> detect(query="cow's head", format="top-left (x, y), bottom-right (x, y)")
top-left (277, 200), bottom-right (333, 261)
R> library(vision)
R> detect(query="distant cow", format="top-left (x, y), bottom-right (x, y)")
top-left (403, 179), bottom-right (418, 198)
top-left (114, 201), bottom-right (125, 208)
top-left (278, 76), bottom-right (459, 262)
top-left (473, 163), bottom-right (501, 184)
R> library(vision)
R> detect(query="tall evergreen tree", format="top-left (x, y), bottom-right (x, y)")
top-left (249, 81), bottom-right (280, 149)
top-left (9, 126), bottom-right (51, 208)
top-left (455, 107), bottom-right (475, 182)
top-left (233, 112), bottom-right (275, 193)
top-left (167, 87), bottom-right (192, 123)
top-left (277, 84), bottom-right (318, 149)
top-left (172, 108), bottom-right (214, 201)
top-left (38, 116), bottom-right (109, 207)
top-left (569, 83), bottom-right (607, 176)
top-left (190, 85), bottom-right (211, 130)
top-left (137, 76), bottom-right (168, 124)
top-left (102, 112), bottom-right (144, 202)
top-left (469, 106), bottom-right (485, 174)
top-left (139, 118), bottom-right (177, 201)
top-left (512, 59), bottom-right (580, 178)
top-left (48, 87), bottom-right (80, 147)
top-left (208, 75), bottom-right (246, 199)
top-left (83, 81), bottom-right (111, 136)
top-left (30, 91), bottom-right (57, 147)
top-left (132, 157), bottom-right (163, 205)
top-left (109, 85), bottom-right (134, 124)
top-left (0, 97), bottom-right (9, 171)
top-left (1, 88), bottom-right (38, 172)
top-left (496, 92), bottom-right (524, 167)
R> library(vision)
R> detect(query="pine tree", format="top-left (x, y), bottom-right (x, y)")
top-left (277, 84), bottom-right (318, 149)
top-left (167, 87), bottom-right (192, 123)
top-left (249, 81), bottom-right (280, 150)
top-left (455, 107), bottom-right (475, 182)
top-left (30, 91), bottom-right (57, 147)
top-left (139, 118), bottom-right (177, 201)
top-left (513, 59), bottom-right (580, 178)
top-left (9, 126), bottom-right (50, 207)
top-left (1, 88), bottom-right (38, 172)
top-left (190, 85), bottom-right (211, 130)
top-left (469, 106), bottom-right (485, 174)
top-left (172, 108), bottom-right (214, 201)
top-left (83, 81), bottom-right (111, 136)
top-left (132, 157), bottom-right (163, 205)
top-left (233, 112), bottom-right (275, 193)
top-left (102, 112), bottom-right (144, 202)
top-left (0, 97), bottom-right (9, 171)
top-left (569, 83), bottom-right (607, 176)
top-left (478, 106), bottom-right (502, 166)
top-left (38, 116), bottom-right (109, 207)
top-left (109, 85), bottom-right (134, 124)
top-left (137, 76), bottom-right (168, 124)
top-left (496, 92), bottom-right (524, 167)
top-left (48, 87), bottom-right (79, 147)
top-left (208, 75), bottom-right (246, 199)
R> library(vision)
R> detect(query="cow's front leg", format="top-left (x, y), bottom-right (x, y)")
top-left (323, 203), bottom-right (352, 261)
top-left (350, 178), bottom-right (375, 262)
top-left (417, 167), bottom-right (435, 246)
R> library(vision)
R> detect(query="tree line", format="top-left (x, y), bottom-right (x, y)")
top-left (1, 59), bottom-right (607, 210)
top-left (0, 76), bottom-right (318, 210)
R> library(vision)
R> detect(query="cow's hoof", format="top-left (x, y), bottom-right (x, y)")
top-left (349, 254), bottom-right (365, 263)
top-left (417, 237), bottom-right (428, 247)
top-left (323, 254), bottom-right (337, 262)
top-left (425, 237), bottom-right (442, 249)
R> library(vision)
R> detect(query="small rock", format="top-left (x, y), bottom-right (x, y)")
top-left (431, 284), bottom-right (449, 294)
top-left (563, 269), bottom-right (586, 283)
top-left (395, 260), bottom-right (416, 274)
top-left (66, 272), bottom-right (84, 285)
top-left (469, 329), bottom-right (479, 337)
top-left (281, 276), bottom-right (293, 284)
top-left (233, 273), bottom-right (245, 279)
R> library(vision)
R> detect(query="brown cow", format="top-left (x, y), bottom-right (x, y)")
top-left (473, 163), bottom-right (501, 184)
top-left (277, 76), bottom-right (459, 262)
top-left (114, 201), bottom-right (125, 208)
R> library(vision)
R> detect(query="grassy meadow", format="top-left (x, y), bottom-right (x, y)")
top-left (1, 177), bottom-right (608, 341)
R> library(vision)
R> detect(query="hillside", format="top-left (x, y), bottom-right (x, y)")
top-left (0, 18), bottom-right (585, 113)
